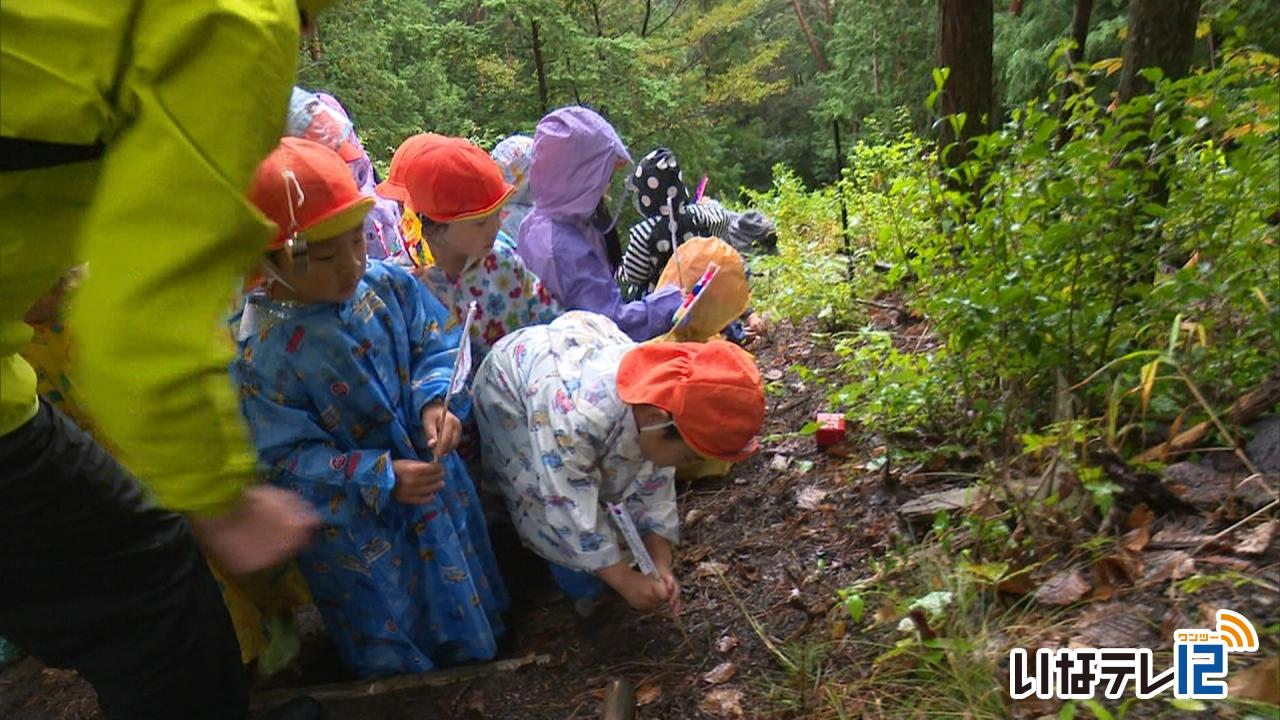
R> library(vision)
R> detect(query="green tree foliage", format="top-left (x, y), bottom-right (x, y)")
top-left (298, 1), bottom-right (1280, 195)
top-left (299, 0), bottom-right (823, 193)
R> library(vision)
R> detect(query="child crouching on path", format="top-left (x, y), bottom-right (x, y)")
top-left (472, 312), bottom-right (765, 614)
top-left (376, 134), bottom-right (561, 364)
top-left (231, 138), bottom-right (507, 678)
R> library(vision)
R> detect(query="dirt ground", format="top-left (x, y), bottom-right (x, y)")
top-left (5, 317), bottom-right (1278, 719)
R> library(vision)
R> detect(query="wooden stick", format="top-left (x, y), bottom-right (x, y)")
top-left (712, 565), bottom-right (796, 672)
top-left (1136, 371), bottom-right (1280, 464)
top-left (249, 653), bottom-right (551, 708)
top-left (602, 678), bottom-right (637, 720)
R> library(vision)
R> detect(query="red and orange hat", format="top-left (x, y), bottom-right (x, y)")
top-left (377, 134), bottom-right (515, 224)
top-left (616, 340), bottom-right (765, 462)
top-left (250, 137), bottom-right (374, 251)
top-left (375, 133), bottom-right (446, 204)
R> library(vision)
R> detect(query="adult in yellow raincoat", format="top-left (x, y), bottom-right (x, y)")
top-left (0, 2), bottom-right (325, 718)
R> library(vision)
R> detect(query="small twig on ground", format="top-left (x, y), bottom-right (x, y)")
top-left (712, 565), bottom-right (797, 672)
top-left (1193, 498), bottom-right (1279, 556)
top-left (1175, 367), bottom-right (1260, 477)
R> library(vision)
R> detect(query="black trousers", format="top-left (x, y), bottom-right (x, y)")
top-left (0, 400), bottom-right (248, 719)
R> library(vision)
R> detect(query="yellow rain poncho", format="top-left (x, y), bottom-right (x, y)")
top-left (0, 0), bottom-right (304, 516)
top-left (652, 236), bottom-right (753, 479)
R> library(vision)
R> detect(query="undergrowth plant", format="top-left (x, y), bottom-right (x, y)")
top-left (751, 49), bottom-right (1278, 451)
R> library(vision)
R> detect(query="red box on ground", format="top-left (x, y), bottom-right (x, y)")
top-left (815, 412), bottom-right (846, 447)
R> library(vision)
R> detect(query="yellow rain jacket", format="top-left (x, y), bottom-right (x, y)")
top-left (0, 0), bottom-right (303, 516)
top-left (652, 236), bottom-right (753, 480)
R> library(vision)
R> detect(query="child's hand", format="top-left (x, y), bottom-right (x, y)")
top-left (600, 563), bottom-right (673, 614)
top-left (619, 572), bottom-right (673, 614)
top-left (745, 312), bottom-right (770, 341)
top-left (391, 459), bottom-right (445, 505)
top-left (191, 486), bottom-right (320, 576)
top-left (421, 402), bottom-right (462, 457)
top-left (642, 534), bottom-right (683, 615)
top-left (658, 569), bottom-right (683, 616)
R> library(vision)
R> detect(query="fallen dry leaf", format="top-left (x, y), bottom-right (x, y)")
top-left (1150, 524), bottom-right (1215, 549)
top-left (715, 634), bottom-right (739, 653)
top-left (1235, 520), bottom-right (1278, 555)
top-left (699, 687), bottom-right (745, 718)
top-left (636, 682), bottom-right (663, 707)
top-left (694, 561), bottom-right (731, 579)
top-left (1069, 603), bottom-right (1157, 649)
top-left (1227, 655), bottom-right (1280, 705)
top-left (996, 569), bottom-right (1036, 596)
top-left (796, 486), bottom-right (830, 510)
top-left (1120, 525), bottom-right (1151, 553)
top-left (1125, 503), bottom-right (1154, 532)
top-left (685, 508), bottom-right (706, 526)
top-left (768, 454), bottom-right (790, 472)
top-left (1034, 568), bottom-right (1092, 606)
top-left (703, 661), bottom-right (737, 685)
top-left (1139, 550), bottom-right (1196, 586)
top-left (1197, 554), bottom-right (1253, 571)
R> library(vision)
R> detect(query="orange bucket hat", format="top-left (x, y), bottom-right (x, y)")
top-left (379, 135), bottom-right (515, 223)
top-left (616, 340), bottom-right (765, 462)
top-left (250, 137), bottom-right (374, 252)
top-left (375, 133), bottom-right (448, 204)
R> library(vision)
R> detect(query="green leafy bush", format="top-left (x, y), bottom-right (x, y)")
top-left (752, 51), bottom-right (1278, 446)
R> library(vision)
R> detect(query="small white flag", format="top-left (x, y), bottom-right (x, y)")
top-left (607, 501), bottom-right (659, 578)
top-left (444, 301), bottom-right (478, 405)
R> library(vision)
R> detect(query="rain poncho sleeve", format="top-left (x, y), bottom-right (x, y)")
top-left (0, 0), bottom-right (302, 517)
top-left (473, 312), bottom-right (678, 573)
top-left (547, 227), bottom-right (681, 342)
top-left (236, 381), bottom-right (398, 525)
top-left (399, 266), bottom-right (460, 422)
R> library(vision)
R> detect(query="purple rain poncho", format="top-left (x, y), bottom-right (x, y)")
top-left (516, 107), bottom-right (680, 342)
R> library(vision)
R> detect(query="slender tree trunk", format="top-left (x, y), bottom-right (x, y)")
top-left (641, 0), bottom-right (652, 36)
top-left (790, 0), bottom-right (829, 73)
top-left (1116, 0), bottom-right (1202, 103)
top-left (1067, 0), bottom-right (1093, 67)
top-left (872, 43), bottom-right (882, 96)
top-left (530, 20), bottom-right (549, 115)
top-left (937, 0), bottom-right (993, 168)
top-left (1056, 0), bottom-right (1093, 147)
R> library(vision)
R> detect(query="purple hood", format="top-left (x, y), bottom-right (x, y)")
top-left (516, 108), bottom-right (679, 342)
top-left (529, 107), bottom-right (631, 223)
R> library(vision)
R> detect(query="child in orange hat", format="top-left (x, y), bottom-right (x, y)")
top-left (230, 137), bottom-right (508, 678)
top-left (377, 134), bottom-right (561, 364)
top-left (472, 312), bottom-right (764, 615)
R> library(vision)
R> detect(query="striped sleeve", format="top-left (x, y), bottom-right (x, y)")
top-left (620, 218), bottom-right (660, 287)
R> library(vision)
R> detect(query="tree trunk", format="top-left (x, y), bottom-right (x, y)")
top-left (530, 20), bottom-right (550, 115)
top-left (1067, 0), bottom-right (1093, 67)
top-left (1116, 0), bottom-right (1202, 103)
top-left (790, 0), bottom-right (830, 73)
top-left (641, 0), bottom-right (652, 36)
top-left (937, 0), bottom-right (993, 168)
top-left (1056, 0), bottom-right (1093, 148)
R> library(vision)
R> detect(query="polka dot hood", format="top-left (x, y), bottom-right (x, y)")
top-left (629, 147), bottom-right (690, 218)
